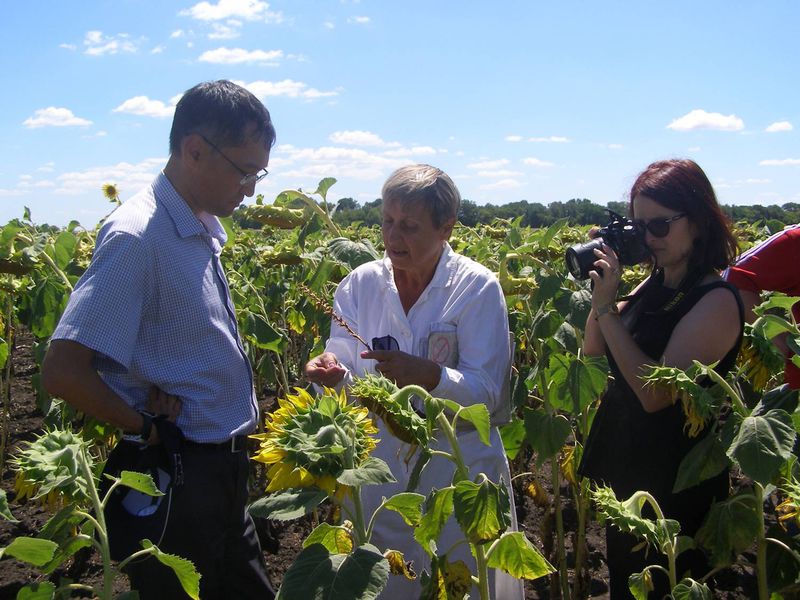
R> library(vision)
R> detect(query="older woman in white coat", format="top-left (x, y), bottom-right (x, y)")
top-left (305, 164), bottom-right (523, 599)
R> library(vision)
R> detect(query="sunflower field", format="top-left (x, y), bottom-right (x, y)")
top-left (0, 179), bottom-right (799, 599)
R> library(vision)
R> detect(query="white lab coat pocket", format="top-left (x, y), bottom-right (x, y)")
top-left (426, 322), bottom-right (459, 368)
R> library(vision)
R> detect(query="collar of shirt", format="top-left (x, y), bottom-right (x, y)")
top-left (381, 242), bottom-right (458, 291)
top-left (153, 172), bottom-right (227, 247)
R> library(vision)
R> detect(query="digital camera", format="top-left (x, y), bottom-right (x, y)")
top-left (565, 210), bottom-right (651, 280)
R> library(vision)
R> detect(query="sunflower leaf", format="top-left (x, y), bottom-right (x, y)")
top-left (248, 488), bottom-right (328, 521)
top-left (276, 543), bottom-right (388, 600)
top-left (337, 457), bottom-right (396, 487)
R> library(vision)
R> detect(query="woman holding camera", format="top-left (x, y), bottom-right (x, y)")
top-left (578, 159), bottom-right (743, 598)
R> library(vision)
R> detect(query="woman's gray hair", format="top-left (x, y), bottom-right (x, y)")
top-left (381, 164), bottom-right (461, 229)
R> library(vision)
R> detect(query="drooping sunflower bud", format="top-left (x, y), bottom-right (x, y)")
top-left (244, 204), bottom-right (307, 228)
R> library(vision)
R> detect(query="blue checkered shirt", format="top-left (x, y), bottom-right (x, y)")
top-left (53, 172), bottom-right (258, 442)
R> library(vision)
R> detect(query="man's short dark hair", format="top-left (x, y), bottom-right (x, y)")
top-left (169, 80), bottom-right (276, 154)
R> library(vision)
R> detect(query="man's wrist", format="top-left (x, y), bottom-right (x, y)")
top-left (123, 411), bottom-right (155, 445)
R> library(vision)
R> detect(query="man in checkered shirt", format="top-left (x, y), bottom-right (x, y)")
top-left (42, 80), bottom-right (276, 600)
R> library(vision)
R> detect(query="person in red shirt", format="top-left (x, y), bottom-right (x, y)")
top-left (724, 225), bottom-right (800, 388)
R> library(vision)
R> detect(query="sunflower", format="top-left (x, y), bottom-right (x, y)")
top-left (251, 387), bottom-right (378, 496)
top-left (10, 428), bottom-right (91, 509)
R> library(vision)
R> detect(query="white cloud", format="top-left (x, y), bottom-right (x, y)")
top-left (528, 136), bottom-right (569, 143)
top-left (467, 159), bottom-right (509, 170)
top-left (151, 45), bottom-right (165, 54)
top-left (382, 146), bottom-right (436, 157)
top-left (0, 188), bottom-right (25, 197)
top-left (476, 170), bottom-right (524, 178)
top-left (209, 22), bottom-right (241, 39)
top-left (241, 79), bottom-right (339, 100)
top-left (347, 16), bottom-right (370, 24)
top-left (745, 178), bottom-right (770, 184)
top-left (766, 121), bottom-right (793, 133)
top-left (113, 96), bottom-right (176, 118)
top-left (323, 21), bottom-right (335, 29)
top-left (55, 158), bottom-right (166, 197)
top-left (83, 30), bottom-right (140, 56)
top-left (199, 47), bottom-right (282, 64)
top-left (688, 146), bottom-right (701, 152)
top-left (479, 179), bottom-right (523, 191)
top-left (667, 109), bottom-right (744, 132)
top-left (505, 135), bottom-right (523, 142)
top-left (759, 158), bottom-right (800, 167)
top-left (170, 29), bottom-right (185, 38)
top-left (330, 130), bottom-right (387, 146)
top-left (59, 43), bottom-right (76, 51)
top-left (37, 162), bottom-right (56, 173)
top-left (181, 0), bottom-right (268, 21)
top-left (607, 143), bottom-right (623, 150)
top-left (522, 157), bottom-right (555, 168)
top-left (273, 144), bottom-right (406, 181)
top-left (23, 107), bottom-right (92, 128)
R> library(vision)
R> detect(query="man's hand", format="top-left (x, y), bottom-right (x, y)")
top-left (305, 352), bottom-right (347, 387)
top-left (360, 349), bottom-right (441, 391)
top-left (143, 387), bottom-right (182, 445)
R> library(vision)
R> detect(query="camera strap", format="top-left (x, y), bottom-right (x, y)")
top-left (614, 267), bottom-right (705, 317)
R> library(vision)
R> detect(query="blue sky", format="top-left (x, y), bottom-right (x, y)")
top-left (1, 1), bottom-right (797, 227)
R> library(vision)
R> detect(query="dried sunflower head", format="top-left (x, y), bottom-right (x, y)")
top-left (251, 387), bottom-right (378, 496)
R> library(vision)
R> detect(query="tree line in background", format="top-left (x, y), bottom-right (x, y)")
top-left (240, 197), bottom-right (800, 229)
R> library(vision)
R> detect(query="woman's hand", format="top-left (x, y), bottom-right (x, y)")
top-left (588, 243), bottom-right (622, 310)
top-left (360, 349), bottom-right (441, 391)
top-left (305, 352), bottom-right (347, 387)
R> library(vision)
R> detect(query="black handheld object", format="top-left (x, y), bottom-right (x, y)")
top-left (565, 210), bottom-right (651, 279)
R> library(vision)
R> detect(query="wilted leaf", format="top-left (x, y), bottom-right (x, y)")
top-left (383, 493), bottom-right (425, 527)
top-left (303, 523), bottom-right (353, 554)
top-left (453, 479), bottom-right (511, 545)
top-left (486, 532), bottom-right (555, 579)
top-left (414, 487), bottom-right (455, 554)
top-left (144, 540), bottom-right (201, 600)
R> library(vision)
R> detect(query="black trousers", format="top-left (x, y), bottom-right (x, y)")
top-left (126, 444), bottom-right (274, 600)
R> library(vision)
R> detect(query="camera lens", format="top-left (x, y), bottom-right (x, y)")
top-left (565, 238), bottom-right (604, 279)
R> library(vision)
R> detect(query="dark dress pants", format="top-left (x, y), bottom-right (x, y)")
top-left (126, 443), bottom-right (275, 600)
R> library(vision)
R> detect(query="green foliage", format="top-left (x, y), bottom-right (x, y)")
top-left (453, 478), bottom-right (511, 545)
top-left (727, 409), bottom-right (796, 485)
top-left (695, 491), bottom-right (761, 568)
top-left (248, 488), bottom-right (329, 521)
top-left (276, 543), bottom-right (389, 600)
top-left (485, 532), bottom-right (555, 579)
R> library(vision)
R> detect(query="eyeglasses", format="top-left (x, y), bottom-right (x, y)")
top-left (198, 134), bottom-right (269, 186)
top-left (633, 213), bottom-right (686, 238)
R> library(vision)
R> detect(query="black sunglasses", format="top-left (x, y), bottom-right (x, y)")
top-left (371, 335), bottom-right (399, 351)
top-left (633, 213), bottom-right (686, 238)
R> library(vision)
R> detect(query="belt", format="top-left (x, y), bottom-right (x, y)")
top-left (183, 434), bottom-right (249, 453)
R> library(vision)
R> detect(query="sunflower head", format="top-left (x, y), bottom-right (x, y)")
top-left (251, 387), bottom-right (378, 496)
top-left (102, 183), bottom-right (120, 205)
top-left (349, 374), bottom-right (429, 447)
top-left (10, 428), bottom-right (92, 509)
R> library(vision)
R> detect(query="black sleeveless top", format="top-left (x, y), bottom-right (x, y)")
top-left (578, 273), bottom-right (744, 511)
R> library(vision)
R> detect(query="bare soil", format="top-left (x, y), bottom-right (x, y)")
top-left (0, 329), bottom-right (758, 598)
